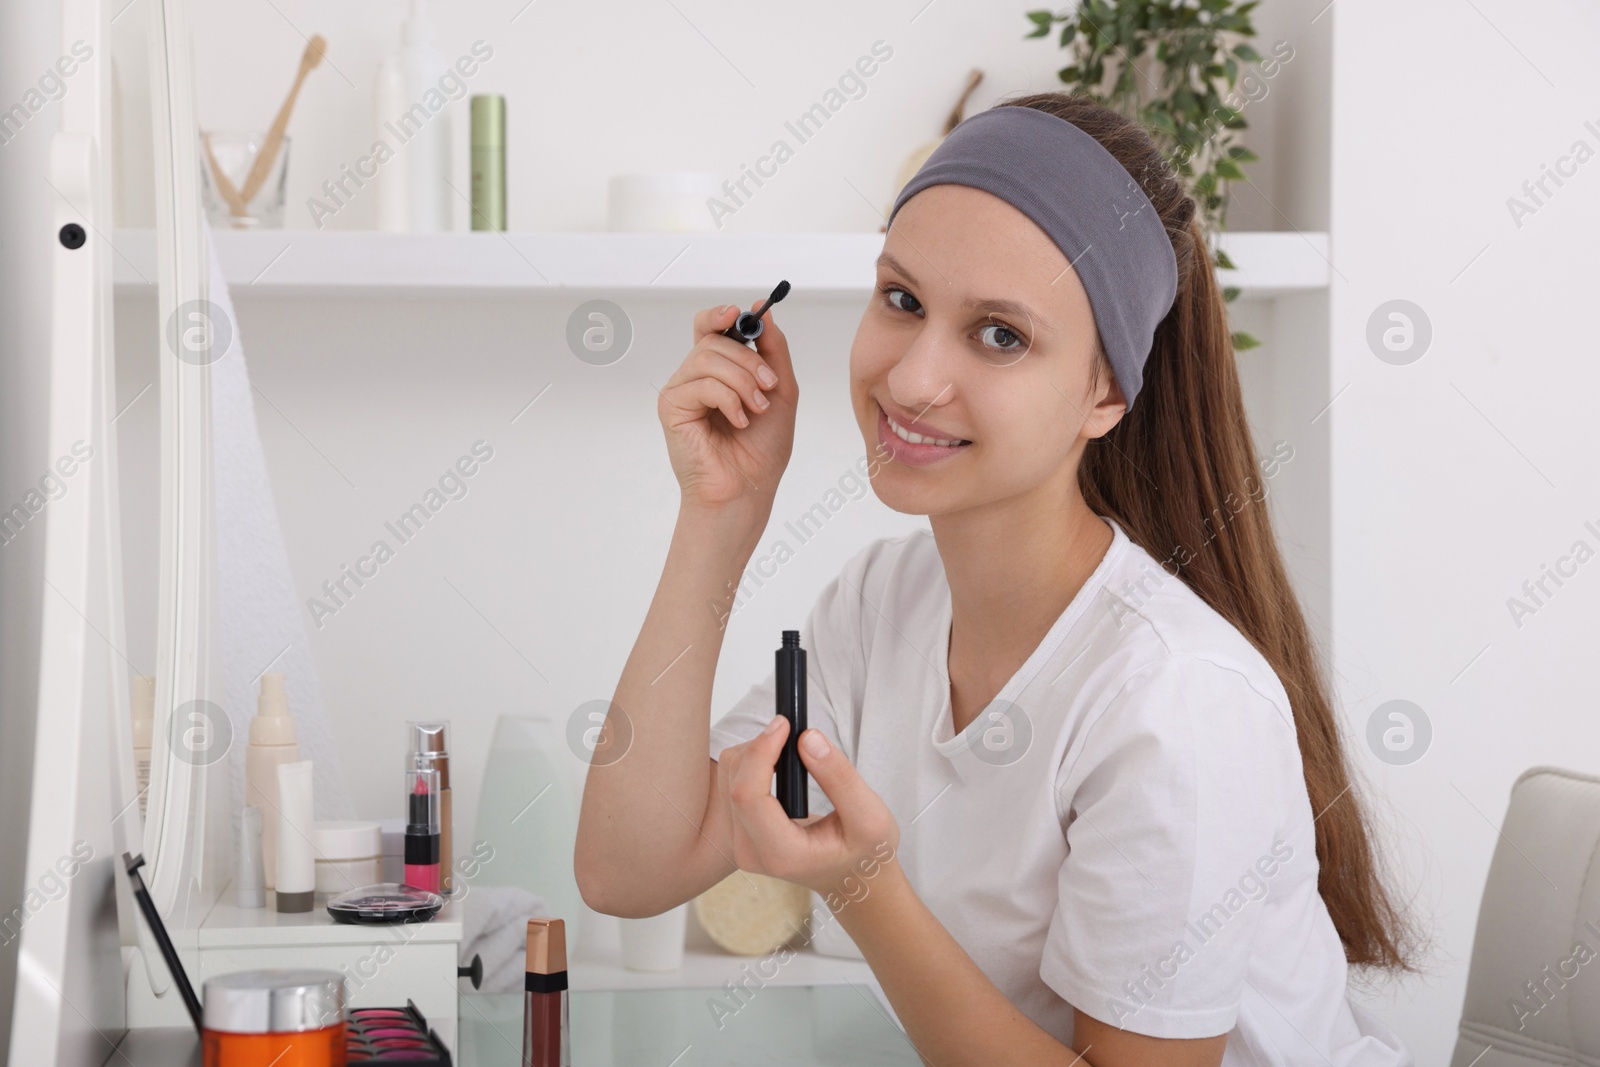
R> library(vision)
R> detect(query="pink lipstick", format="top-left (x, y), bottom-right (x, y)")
top-left (403, 764), bottom-right (440, 893)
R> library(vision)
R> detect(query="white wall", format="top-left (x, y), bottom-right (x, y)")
top-left (1329, 0), bottom-right (1600, 1060)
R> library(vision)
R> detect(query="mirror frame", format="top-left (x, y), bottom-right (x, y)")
top-left (9, 0), bottom-right (222, 1057)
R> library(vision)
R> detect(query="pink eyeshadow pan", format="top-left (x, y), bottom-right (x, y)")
top-left (341, 1002), bottom-right (448, 1063)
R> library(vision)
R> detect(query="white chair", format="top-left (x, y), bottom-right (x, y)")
top-left (1452, 766), bottom-right (1600, 1066)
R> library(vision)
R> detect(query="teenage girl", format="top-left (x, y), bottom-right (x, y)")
top-left (576, 92), bottom-right (1416, 1066)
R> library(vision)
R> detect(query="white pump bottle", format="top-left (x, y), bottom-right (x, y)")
top-left (245, 672), bottom-right (301, 888)
top-left (374, 0), bottom-right (452, 231)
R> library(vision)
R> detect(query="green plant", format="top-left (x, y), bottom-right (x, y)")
top-left (1025, 0), bottom-right (1264, 350)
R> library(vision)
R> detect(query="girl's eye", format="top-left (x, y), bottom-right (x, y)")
top-left (880, 285), bottom-right (922, 315)
top-left (979, 321), bottom-right (1026, 353)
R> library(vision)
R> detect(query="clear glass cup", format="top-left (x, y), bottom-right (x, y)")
top-left (199, 130), bottom-right (289, 229)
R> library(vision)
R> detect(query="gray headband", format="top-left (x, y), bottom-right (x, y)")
top-left (887, 105), bottom-right (1178, 407)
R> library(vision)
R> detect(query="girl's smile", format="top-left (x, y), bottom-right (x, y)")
top-left (876, 401), bottom-right (972, 467)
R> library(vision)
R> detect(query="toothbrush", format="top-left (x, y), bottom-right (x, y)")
top-left (236, 35), bottom-right (328, 206)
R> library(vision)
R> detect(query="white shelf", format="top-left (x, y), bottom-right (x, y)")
top-left (1210, 230), bottom-right (1331, 298)
top-left (198, 890), bottom-right (464, 947)
top-left (110, 229), bottom-right (1329, 299)
top-left (111, 230), bottom-right (886, 297)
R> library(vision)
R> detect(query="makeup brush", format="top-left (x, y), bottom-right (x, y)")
top-left (236, 35), bottom-right (327, 206)
top-left (722, 280), bottom-right (792, 344)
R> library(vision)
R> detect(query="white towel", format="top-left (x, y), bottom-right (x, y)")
top-left (458, 884), bottom-right (549, 994)
top-left (205, 222), bottom-right (352, 821)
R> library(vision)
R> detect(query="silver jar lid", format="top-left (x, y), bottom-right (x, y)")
top-left (201, 969), bottom-right (345, 1033)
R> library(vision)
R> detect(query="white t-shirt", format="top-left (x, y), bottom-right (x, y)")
top-left (709, 518), bottom-right (1411, 1066)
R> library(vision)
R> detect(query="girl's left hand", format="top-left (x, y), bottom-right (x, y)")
top-left (717, 716), bottom-right (901, 901)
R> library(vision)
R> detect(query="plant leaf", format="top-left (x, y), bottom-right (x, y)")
top-left (1033, 0), bottom-right (1261, 245)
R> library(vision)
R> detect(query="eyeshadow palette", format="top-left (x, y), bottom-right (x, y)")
top-left (345, 1001), bottom-right (452, 1064)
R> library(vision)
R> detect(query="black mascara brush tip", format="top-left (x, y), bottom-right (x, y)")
top-left (722, 280), bottom-right (793, 344)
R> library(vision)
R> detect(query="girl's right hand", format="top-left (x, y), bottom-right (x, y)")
top-left (658, 301), bottom-right (797, 514)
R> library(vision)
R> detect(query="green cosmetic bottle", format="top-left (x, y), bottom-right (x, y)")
top-left (470, 94), bottom-right (506, 231)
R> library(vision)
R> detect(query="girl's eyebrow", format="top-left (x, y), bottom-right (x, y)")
top-left (876, 250), bottom-right (922, 285)
top-left (876, 251), bottom-right (1053, 335)
top-left (969, 297), bottom-right (1051, 334)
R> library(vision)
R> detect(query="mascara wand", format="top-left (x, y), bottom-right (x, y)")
top-left (722, 280), bottom-right (791, 344)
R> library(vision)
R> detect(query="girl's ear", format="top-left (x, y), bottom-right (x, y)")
top-left (1083, 354), bottom-right (1128, 440)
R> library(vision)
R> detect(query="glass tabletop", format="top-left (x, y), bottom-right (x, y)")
top-left (457, 985), bottom-right (922, 1066)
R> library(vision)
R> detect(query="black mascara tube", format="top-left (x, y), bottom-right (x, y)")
top-left (775, 630), bottom-right (808, 818)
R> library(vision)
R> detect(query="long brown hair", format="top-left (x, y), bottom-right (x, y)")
top-left (1001, 92), bottom-right (1416, 972)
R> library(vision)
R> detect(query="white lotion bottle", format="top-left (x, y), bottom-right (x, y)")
top-left (374, 0), bottom-right (451, 231)
top-left (275, 760), bottom-right (316, 913)
top-left (129, 674), bottom-right (154, 818)
top-left (245, 672), bottom-right (300, 889)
